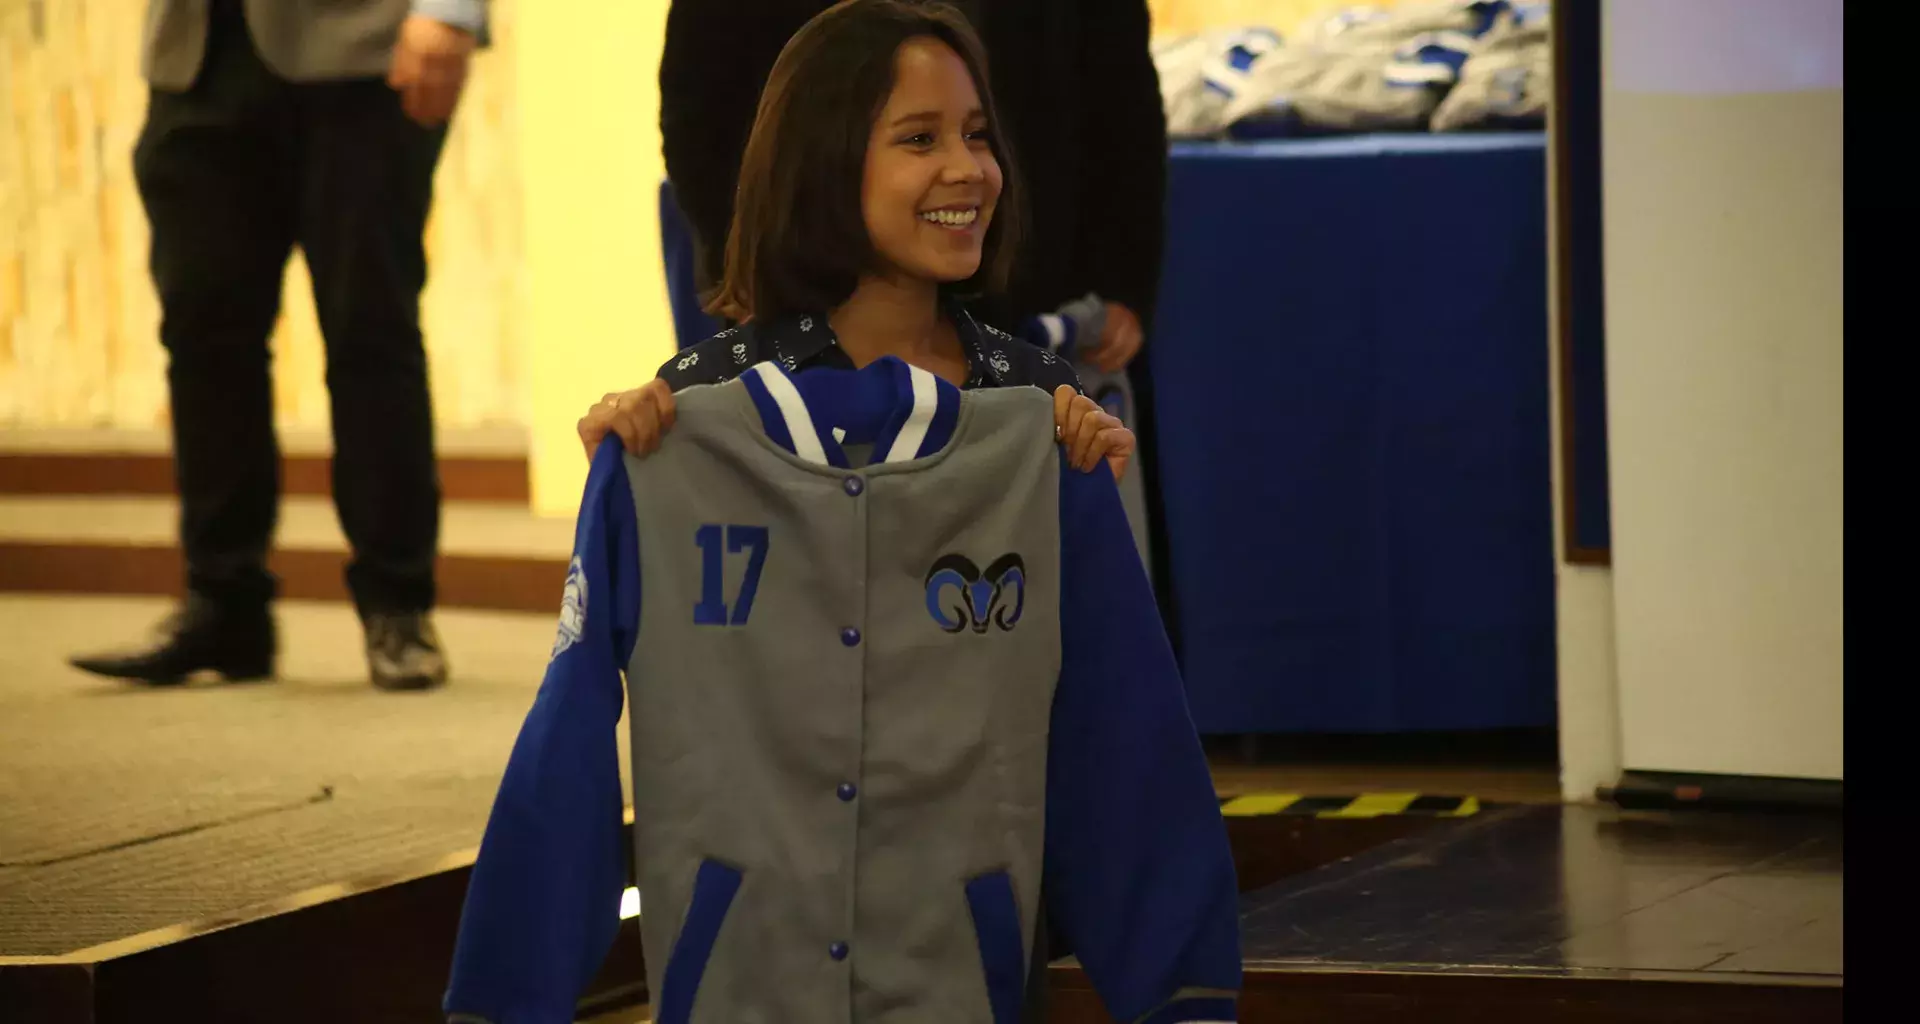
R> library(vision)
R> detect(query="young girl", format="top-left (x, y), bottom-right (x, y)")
top-left (444, 5), bottom-right (1240, 1022)
top-left (574, 0), bottom-right (1136, 483)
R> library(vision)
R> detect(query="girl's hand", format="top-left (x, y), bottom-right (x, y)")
top-left (578, 379), bottom-right (677, 459)
top-left (1053, 385), bottom-right (1134, 483)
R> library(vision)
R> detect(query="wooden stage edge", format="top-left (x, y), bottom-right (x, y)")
top-left (0, 452), bottom-right (530, 504)
top-left (0, 543), bottom-right (564, 613)
top-left (0, 849), bottom-right (647, 1024)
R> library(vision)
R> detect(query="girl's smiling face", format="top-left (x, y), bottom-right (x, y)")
top-left (861, 35), bottom-right (1003, 286)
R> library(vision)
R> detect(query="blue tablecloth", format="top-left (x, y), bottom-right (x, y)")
top-left (1152, 134), bottom-right (1556, 734)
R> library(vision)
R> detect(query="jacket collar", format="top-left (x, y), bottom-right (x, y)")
top-left (740, 356), bottom-right (961, 468)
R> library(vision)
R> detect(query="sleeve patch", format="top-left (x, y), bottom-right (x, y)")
top-left (551, 555), bottom-right (589, 659)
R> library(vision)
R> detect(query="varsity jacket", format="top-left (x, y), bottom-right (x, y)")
top-left (444, 356), bottom-right (1240, 1023)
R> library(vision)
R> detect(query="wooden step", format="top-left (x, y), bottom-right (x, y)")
top-left (0, 495), bottom-right (570, 613)
top-left (0, 429), bottom-right (532, 504)
top-left (0, 452), bottom-right (530, 503)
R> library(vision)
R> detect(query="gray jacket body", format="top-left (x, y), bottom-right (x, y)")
top-left (625, 371), bottom-right (1060, 1022)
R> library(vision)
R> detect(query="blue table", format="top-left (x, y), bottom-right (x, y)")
top-left (1152, 134), bottom-right (1556, 734)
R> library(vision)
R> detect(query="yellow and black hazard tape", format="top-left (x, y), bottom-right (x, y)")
top-left (1217, 793), bottom-right (1480, 819)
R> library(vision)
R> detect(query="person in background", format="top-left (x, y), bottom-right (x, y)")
top-left (69, 0), bottom-right (490, 691)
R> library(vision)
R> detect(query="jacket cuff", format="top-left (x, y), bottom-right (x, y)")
top-left (412, 0), bottom-right (491, 46)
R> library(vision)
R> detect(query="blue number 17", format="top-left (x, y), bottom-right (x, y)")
top-left (694, 524), bottom-right (770, 626)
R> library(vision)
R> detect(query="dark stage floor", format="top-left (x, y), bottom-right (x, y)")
top-left (1052, 802), bottom-right (1842, 1023)
top-left (1239, 802), bottom-right (1842, 980)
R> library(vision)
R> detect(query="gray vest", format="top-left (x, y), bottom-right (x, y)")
top-left (141, 0), bottom-right (413, 90)
top-left (623, 377), bottom-right (1062, 1022)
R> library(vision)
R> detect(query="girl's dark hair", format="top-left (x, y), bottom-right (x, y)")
top-left (706, 0), bottom-right (1023, 321)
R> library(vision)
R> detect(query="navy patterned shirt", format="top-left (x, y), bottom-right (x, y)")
top-left (656, 302), bottom-right (1084, 396)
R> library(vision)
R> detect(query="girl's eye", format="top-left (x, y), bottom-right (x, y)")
top-left (966, 129), bottom-right (994, 145)
top-left (902, 132), bottom-right (935, 147)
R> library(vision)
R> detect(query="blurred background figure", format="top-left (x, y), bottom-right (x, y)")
top-left (67, 0), bottom-right (490, 691)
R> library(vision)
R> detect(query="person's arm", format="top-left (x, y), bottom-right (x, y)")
top-left (1044, 455), bottom-right (1242, 1023)
top-left (1072, 0), bottom-right (1169, 331)
top-left (660, 0), bottom-right (816, 285)
top-left (389, 2), bottom-right (486, 126)
top-left (444, 438), bottom-right (641, 1024)
top-left (411, 0), bottom-right (490, 44)
top-left (1022, 294), bottom-right (1106, 364)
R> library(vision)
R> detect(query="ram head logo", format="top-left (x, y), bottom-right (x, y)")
top-left (924, 553), bottom-right (1026, 634)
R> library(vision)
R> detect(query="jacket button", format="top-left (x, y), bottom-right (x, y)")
top-left (829, 941), bottom-right (850, 961)
top-left (843, 476), bottom-right (864, 496)
top-left (841, 627), bottom-right (861, 647)
top-left (837, 782), bottom-right (858, 802)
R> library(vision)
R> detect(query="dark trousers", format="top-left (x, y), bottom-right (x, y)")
top-left (133, 1), bottom-right (446, 616)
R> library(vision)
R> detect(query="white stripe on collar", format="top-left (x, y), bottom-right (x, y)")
top-left (747, 362), bottom-right (829, 465)
top-left (882, 363), bottom-right (941, 463)
top-left (1038, 313), bottom-right (1069, 352)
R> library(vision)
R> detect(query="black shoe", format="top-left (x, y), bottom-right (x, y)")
top-left (365, 612), bottom-right (449, 691)
top-left (69, 595), bottom-right (276, 685)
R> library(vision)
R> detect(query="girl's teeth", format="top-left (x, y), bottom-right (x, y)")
top-left (921, 209), bottom-right (978, 227)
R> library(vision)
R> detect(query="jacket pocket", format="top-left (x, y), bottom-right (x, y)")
top-left (654, 859), bottom-right (744, 1024)
top-left (965, 870), bottom-right (1026, 1024)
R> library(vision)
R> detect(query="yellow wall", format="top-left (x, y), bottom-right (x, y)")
top-left (0, 0), bottom-right (529, 433)
top-left (518, 0), bottom-right (673, 515)
top-left (1147, 0), bottom-right (1411, 38)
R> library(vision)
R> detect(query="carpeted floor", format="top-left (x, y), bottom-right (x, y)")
top-left (0, 594), bottom-right (623, 956)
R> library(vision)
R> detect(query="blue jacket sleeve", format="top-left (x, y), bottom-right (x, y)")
top-left (444, 437), bottom-right (641, 1023)
top-left (1045, 455), bottom-right (1242, 1024)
